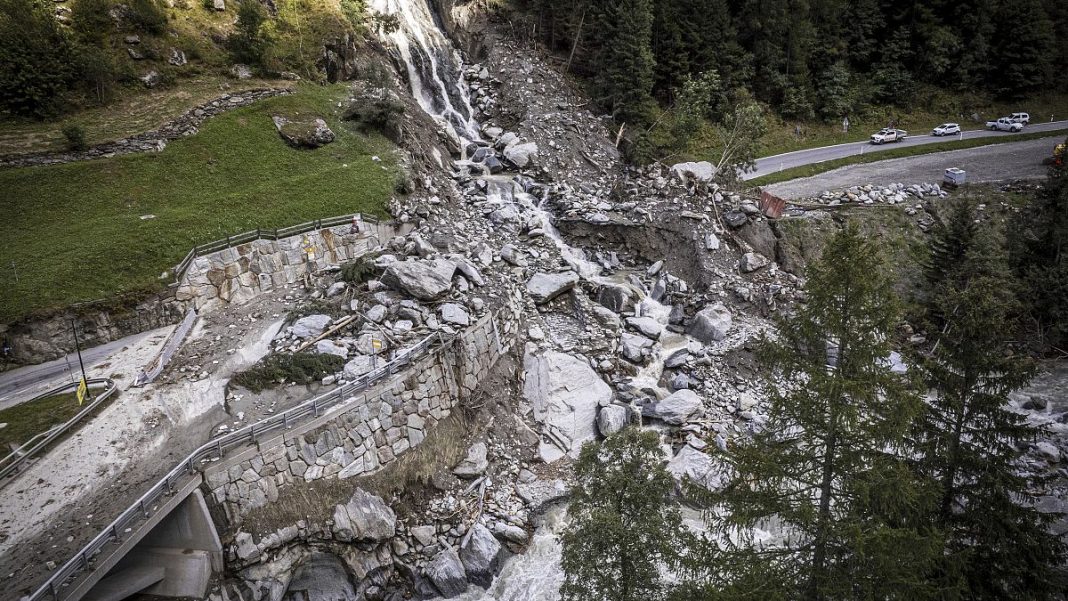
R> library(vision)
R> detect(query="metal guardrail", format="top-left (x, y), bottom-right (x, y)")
top-left (134, 308), bottom-right (198, 387)
top-left (25, 330), bottom-right (449, 601)
top-left (0, 379), bottom-right (118, 484)
top-left (171, 213), bottom-right (381, 285)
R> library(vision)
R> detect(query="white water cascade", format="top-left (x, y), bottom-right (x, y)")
top-left (370, 0), bottom-right (480, 142)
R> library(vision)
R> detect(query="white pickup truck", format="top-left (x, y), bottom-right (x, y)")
top-left (986, 117), bottom-right (1024, 132)
top-left (870, 128), bottom-right (908, 144)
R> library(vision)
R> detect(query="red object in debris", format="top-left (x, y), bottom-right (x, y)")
top-left (758, 190), bottom-right (786, 218)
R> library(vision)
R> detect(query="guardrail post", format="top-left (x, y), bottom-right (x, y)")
top-left (250, 424), bottom-right (257, 442)
top-left (313, 398), bottom-right (320, 417)
top-left (112, 523), bottom-right (122, 543)
top-left (283, 413), bottom-right (289, 428)
top-left (81, 550), bottom-right (90, 569)
top-left (49, 580), bottom-right (59, 600)
top-left (139, 499), bottom-right (148, 518)
top-left (216, 439), bottom-right (223, 457)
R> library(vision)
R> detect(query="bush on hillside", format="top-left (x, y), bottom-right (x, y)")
top-left (342, 92), bottom-right (405, 143)
top-left (61, 124), bottom-right (88, 151)
top-left (0, 0), bottom-right (77, 117)
top-left (127, 0), bottom-right (168, 35)
top-left (228, 0), bottom-right (272, 69)
top-left (231, 352), bottom-right (345, 392)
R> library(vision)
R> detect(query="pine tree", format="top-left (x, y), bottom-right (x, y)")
top-left (0, 0), bottom-right (77, 117)
top-left (588, 0), bottom-right (656, 125)
top-left (1011, 140), bottom-right (1068, 347)
top-left (915, 202), bottom-right (1066, 599)
top-left (229, 0), bottom-right (272, 69)
top-left (700, 224), bottom-right (940, 600)
top-left (560, 427), bottom-right (690, 601)
top-left (990, 0), bottom-right (1055, 98)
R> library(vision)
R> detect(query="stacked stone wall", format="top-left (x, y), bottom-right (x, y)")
top-left (201, 302), bottom-right (521, 533)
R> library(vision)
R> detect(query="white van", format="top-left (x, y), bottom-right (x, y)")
top-left (1010, 112), bottom-right (1031, 124)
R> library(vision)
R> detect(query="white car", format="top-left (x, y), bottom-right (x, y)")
top-left (1010, 112), bottom-right (1030, 124)
top-left (932, 123), bottom-right (961, 136)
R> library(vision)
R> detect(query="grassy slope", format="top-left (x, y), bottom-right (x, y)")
top-left (0, 392), bottom-right (80, 449)
top-left (0, 83), bottom-right (397, 322)
top-left (747, 130), bottom-right (1064, 187)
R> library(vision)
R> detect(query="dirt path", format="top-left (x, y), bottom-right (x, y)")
top-left (764, 136), bottom-right (1062, 199)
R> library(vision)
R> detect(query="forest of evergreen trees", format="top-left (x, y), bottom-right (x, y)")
top-left (521, 0), bottom-right (1068, 128)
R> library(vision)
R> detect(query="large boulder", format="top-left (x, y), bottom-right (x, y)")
top-left (315, 339), bottom-right (348, 358)
top-left (739, 252), bottom-right (771, 273)
top-left (331, 489), bottom-right (396, 542)
top-left (644, 389), bottom-right (703, 425)
top-left (459, 524), bottom-right (501, 588)
top-left (625, 316), bottom-right (663, 339)
top-left (671, 161), bottom-right (715, 183)
top-left (272, 116), bottom-right (335, 149)
top-left (524, 350), bottom-right (612, 459)
top-left (292, 314), bottom-right (331, 338)
top-left (381, 258), bottom-right (456, 301)
top-left (426, 548), bottom-right (468, 598)
top-left (620, 333), bottom-right (654, 364)
top-left (597, 283), bottom-right (635, 313)
top-left (343, 355), bottom-right (374, 379)
top-left (688, 303), bottom-right (732, 343)
top-left (526, 271), bottom-right (580, 304)
top-left (503, 141), bottom-right (538, 168)
top-left (440, 303), bottom-right (471, 327)
top-left (597, 405), bottom-right (629, 436)
top-left (667, 444), bottom-right (722, 492)
top-left (453, 442), bottom-right (489, 478)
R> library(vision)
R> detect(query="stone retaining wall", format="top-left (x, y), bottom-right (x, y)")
top-left (0, 88), bottom-right (292, 169)
top-left (200, 303), bottom-right (521, 533)
top-left (176, 220), bottom-right (405, 311)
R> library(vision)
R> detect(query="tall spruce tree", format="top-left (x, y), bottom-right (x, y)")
top-left (588, 0), bottom-right (655, 125)
top-left (698, 224), bottom-right (940, 601)
top-left (1011, 139), bottom-right (1068, 348)
top-left (915, 199), bottom-right (1066, 599)
top-left (560, 427), bottom-right (689, 601)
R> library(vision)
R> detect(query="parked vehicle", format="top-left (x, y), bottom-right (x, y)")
top-left (986, 117), bottom-right (1024, 132)
top-left (1010, 112), bottom-right (1031, 124)
top-left (932, 123), bottom-right (961, 136)
top-left (870, 128), bottom-right (908, 144)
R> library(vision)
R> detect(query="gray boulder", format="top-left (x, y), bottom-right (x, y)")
top-left (292, 314), bottom-right (331, 338)
top-left (688, 303), bottom-right (732, 343)
top-left (331, 488), bottom-right (396, 542)
top-left (503, 142), bottom-right (538, 168)
top-left (426, 548), bottom-right (468, 598)
top-left (739, 252), bottom-right (770, 273)
top-left (315, 339), bottom-right (347, 358)
top-left (667, 444), bottom-right (722, 492)
top-left (448, 255), bottom-right (485, 286)
top-left (625, 316), bottom-right (663, 339)
top-left (440, 303), bottom-right (470, 326)
top-left (453, 442), bottom-right (489, 478)
top-left (272, 116), bottom-right (336, 149)
top-left (597, 405), bottom-right (629, 436)
top-left (459, 524), bottom-right (501, 588)
top-left (620, 333), bottom-right (653, 363)
top-left (381, 258), bottom-right (456, 301)
top-left (524, 350), bottom-right (612, 459)
top-left (597, 283), bottom-right (635, 313)
top-left (670, 161), bottom-right (715, 183)
top-left (343, 356), bottom-right (374, 379)
top-left (526, 271), bottom-right (580, 304)
top-left (644, 389), bottom-right (703, 425)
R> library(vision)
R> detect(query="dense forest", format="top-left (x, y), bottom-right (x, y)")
top-left (521, 0), bottom-right (1068, 127)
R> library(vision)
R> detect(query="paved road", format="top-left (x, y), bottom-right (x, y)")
top-left (744, 120), bottom-right (1068, 181)
top-left (764, 136), bottom-right (1061, 200)
top-left (0, 330), bottom-right (162, 409)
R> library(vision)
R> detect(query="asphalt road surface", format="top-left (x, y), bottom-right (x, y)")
top-left (744, 119), bottom-right (1068, 181)
top-left (763, 135), bottom-right (1063, 200)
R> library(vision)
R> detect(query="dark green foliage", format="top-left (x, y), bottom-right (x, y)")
top-left (71, 0), bottom-right (115, 47)
top-left (697, 225), bottom-right (940, 600)
top-left (587, 0), bottom-right (656, 125)
top-left (231, 352), bottom-right (345, 392)
top-left (1010, 137), bottom-right (1068, 348)
top-left (990, 0), bottom-right (1055, 99)
top-left (914, 201), bottom-right (1066, 599)
top-left (339, 252), bottom-right (381, 285)
top-left (342, 95), bottom-right (405, 143)
top-left (560, 428), bottom-right (690, 601)
top-left (228, 0), bottom-right (272, 68)
top-left (61, 124), bottom-right (88, 151)
top-left (0, 0), bottom-right (77, 117)
top-left (127, 0), bottom-right (168, 35)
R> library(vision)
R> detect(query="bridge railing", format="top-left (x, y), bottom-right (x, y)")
top-left (0, 379), bottom-right (118, 486)
top-left (26, 330), bottom-right (449, 601)
top-left (171, 212), bottom-right (381, 285)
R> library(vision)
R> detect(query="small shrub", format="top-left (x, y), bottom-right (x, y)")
top-left (127, 0), bottom-right (168, 35)
top-left (339, 252), bottom-right (381, 285)
top-left (342, 94), bottom-right (405, 142)
top-left (231, 352), bottom-right (345, 393)
top-left (61, 124), bottom-right (88, 151)
top-left (228, 0), bottom-right (271, 68)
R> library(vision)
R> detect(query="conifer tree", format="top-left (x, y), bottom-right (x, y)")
top-left (915, 200), bottom-right (1066, 599)
top-left (697, 224), bottom-right (940, 601)
top-left (588, 0), bottom-right (655, 125)
top-left (560, 427), bottom-right (689, 601)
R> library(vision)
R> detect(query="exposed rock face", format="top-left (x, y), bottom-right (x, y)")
top-left (381, 259), bottom-right (456, 301)
top-left (459, 524), bottom-right (501, 587)
top-left (525, 271), bottom-right (579, 304)
top-left (426, 548), bottom-right (468, 598)
top-left (688, 303), bottom-right (732, 343)
top-left (524, 350), bottom-right (612, 459)
top-left (644, 389), bottom-right (703, 425)
top-left (272, 116), bottom-right (336, 149)
top-left (281, 553), bottom-right (357, 601)
top-left (331, 489), bottom-right (396, 543)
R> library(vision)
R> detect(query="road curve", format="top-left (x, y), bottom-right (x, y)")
top-left (744, 120), bottom-right (1068, 181)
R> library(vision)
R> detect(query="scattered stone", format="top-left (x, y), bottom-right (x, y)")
top-left (426, 548), bottom-right (468, 598)
top-left (459, 524), bottom-right (501, 588)
top-left (525, 271), bottom-right (579, 304)
top-left (688, 303), bottom-right (732, 343)
top-left (625, 316), bottom-right (663, 339)
top-left (670, 161), bottom-right (715, 183)
top-left (315, 339), bottom-right (347, 358)
top-left (230, 64), bottom-right (252, 79)
top-left (644, 389), bottom-right (703, 425)
top-left (440, 303), bottom-right (471, 326)
top-left (331, 489), bottom-right (396, 542)
top-left (739, 252), bottom-right (770, 273)
top-left (292, 314), bottom-right (331, 338)
top-left (503, 141), bottom-right (538, 168)
top-left (453, 442), bottom-right (489, 477)
top-left (597, 405), bottom-right (629, 436)
top-left (139, 70), bottom-right (161, 88)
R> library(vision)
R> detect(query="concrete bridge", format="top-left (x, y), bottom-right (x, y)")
top-left (24, 307), bottom-right (519, 601)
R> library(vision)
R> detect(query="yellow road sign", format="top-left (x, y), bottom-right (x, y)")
top-left (76, 378), bottom-right (88, 405)
top-left (371, 338), bottom-right (383, 351)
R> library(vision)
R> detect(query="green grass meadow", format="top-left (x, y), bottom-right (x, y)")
top-left (0, 83), bottom-right (397, 322)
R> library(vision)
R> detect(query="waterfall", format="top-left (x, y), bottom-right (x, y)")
top-left (370, 0), bottom-right (480, 143)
